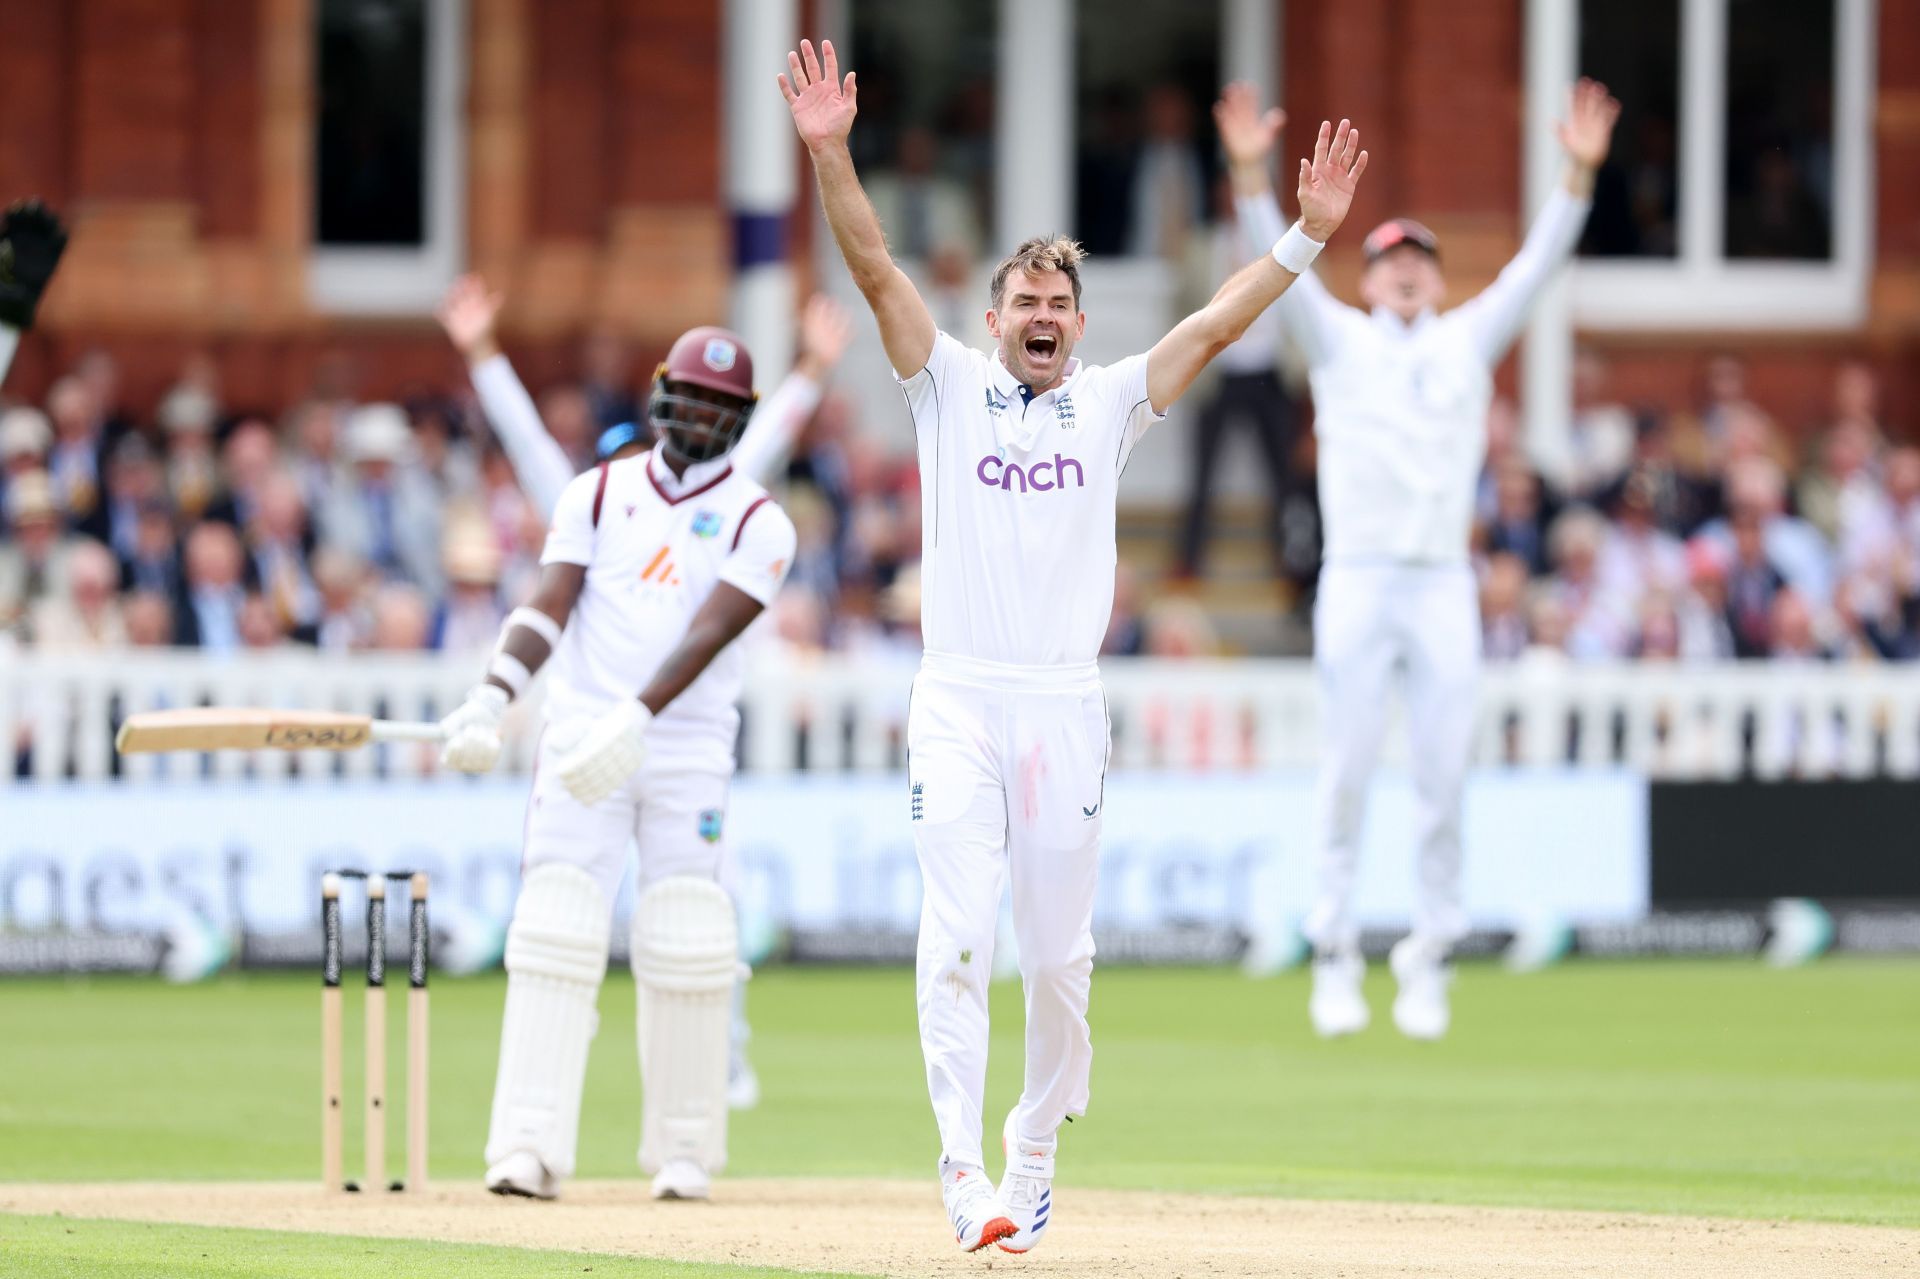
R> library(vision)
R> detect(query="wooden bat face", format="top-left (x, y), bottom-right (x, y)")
top-left (115, 709), bottom-right (376, 754)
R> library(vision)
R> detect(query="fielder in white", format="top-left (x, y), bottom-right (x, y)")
top-left (783, 39), bottom-right (1367, 1253)
top-left (436, 324), bottom-right (797, 1203)
top-left (1218, 79), bottom-right (1619, 1039)
top-left (436, 281), bottom-right (852, 1111)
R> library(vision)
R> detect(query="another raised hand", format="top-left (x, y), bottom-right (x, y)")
top-left (1295, 120), bottom-right (1369, 243)
top-left (779, 39), bottom-right (857, 153)
top-left (795, 294), bottom-right (853, 378)
top-left (1213, 82), bottom-right (1285, 175)
top-left (438, 274), bottom-right (504, 364)
top-left (1557, 77), bottom-right (1621, 172)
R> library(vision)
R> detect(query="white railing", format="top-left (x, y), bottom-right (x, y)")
top-left (6, 649), bottom-right (1920, 784)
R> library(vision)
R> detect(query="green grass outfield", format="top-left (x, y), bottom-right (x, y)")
top-left (4, 960), bottom-right (1918, 1275)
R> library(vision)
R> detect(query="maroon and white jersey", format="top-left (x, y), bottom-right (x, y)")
top-left (541, 448), bottom-right (795, 770)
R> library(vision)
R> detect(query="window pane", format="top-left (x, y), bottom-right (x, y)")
top-left (1578, 0), bottom-right (1680, 258)
top-left (316, 0), bottom-right (426, 247)
top-left (1074, 1), bottom-right (1219, 259)
top-left (1724, 0), bottom-right (1834, 260)
top-left (847, 0), bottom-right (995, 270)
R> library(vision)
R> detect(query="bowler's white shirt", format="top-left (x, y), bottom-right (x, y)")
top-left (899, 332), bottom-right (1164, 666)
top-left (1240, 189), bottom-right (1590, 563)
top-left (541, 448), bottom-right (796, 770)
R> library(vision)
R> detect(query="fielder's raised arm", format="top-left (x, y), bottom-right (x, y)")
top-left (1143, 117), bottom-right (1367, 414)
top-left (781, 39), bottom-right (936, 379)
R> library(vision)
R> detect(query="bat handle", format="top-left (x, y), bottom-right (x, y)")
top-left (370, 721), bottom-right (448, 744)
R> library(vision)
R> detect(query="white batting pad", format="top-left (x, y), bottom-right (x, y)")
top-left (632, 875), bottom-right (738, 1176)
top-left (485, 863), bottom-right (610, 1179)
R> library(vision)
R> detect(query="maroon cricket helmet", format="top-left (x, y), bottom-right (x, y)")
top-left (647, 326), bottom-right (759, 464)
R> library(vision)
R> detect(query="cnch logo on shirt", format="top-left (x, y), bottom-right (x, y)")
top-left (638, 545), bottom-right (682, 588)
top-left (976, 452), bottom-right (1086, 493)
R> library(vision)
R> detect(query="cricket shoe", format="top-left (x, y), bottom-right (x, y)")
top-left (1309, 948), bottom-right (1370, 1037)
top-left (485, 1150), bottom-right (560, 1200)
top-left (996, 1110), bottom-right (1055, 1253)
top-left (651, 1157), bottom-right (711, 1201)
top-left (1389, 935), bottom-right (1453, 1040)
top-left (940, 1158), bottom-right (1016, 1252)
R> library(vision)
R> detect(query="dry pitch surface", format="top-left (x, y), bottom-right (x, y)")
top-left (5, 1180), bottom-right (1916, 1278)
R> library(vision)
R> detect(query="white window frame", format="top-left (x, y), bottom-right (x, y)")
top-left (1527, 0), bottom-right (1875, 331)
top-left (308, 0), bottom-right (467, 315)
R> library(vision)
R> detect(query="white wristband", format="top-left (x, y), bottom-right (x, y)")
top-left (506, 606), bottom-right (564, 650)
top-left (1271, 221), bottom-right (1324, 274)
top-left (487, 653), bottom-right (532, 699)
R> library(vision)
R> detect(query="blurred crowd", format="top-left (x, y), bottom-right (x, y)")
top-left (1476, 353), bottom-right (1916, 666)
top-left (0, 335), bottom-right (1912, 670)
top-left (0, 337), bottom-right (934, 665)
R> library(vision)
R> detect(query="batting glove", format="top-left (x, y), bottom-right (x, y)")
top-left (0, 201), bottom-right (69, 330)
top-left (554, 701), bottom-right (651, 804)
top-left (439, 684), bottom-right (510, 774)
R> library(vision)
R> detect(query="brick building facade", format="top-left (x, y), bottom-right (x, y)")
top-left (2, 0), bottom-right (1915, 445)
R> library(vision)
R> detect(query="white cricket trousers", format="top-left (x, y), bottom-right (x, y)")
top-left (520, 731), bottom-right (734, 901)
top-left (1308, 561), bottom-right (1479, 953)
top-left (908, 652), bottom-right (1110, 1170)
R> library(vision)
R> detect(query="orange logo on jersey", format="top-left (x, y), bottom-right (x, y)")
top-left (639, 545), bottom-right (682, 588)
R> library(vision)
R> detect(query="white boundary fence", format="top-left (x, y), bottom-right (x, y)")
top-left (7, 650), bottom-right (1920, 785)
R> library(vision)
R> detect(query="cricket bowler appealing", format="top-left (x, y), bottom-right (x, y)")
top-left (782, 38), bottom-right (1368, 1253)
top-left (435, 326), bottom-right (797, 1203)
top-left (1219, 79), bottom-right (1619, 1040)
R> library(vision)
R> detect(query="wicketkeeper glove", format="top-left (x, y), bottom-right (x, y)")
top-left (439, 684), bottom-right (510, 775)
top-left (0, 201), bottom-right (70, 330)
top-left (554, 700), bottom-right (651, 805)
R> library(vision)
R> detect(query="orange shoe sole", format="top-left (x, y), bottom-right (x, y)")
top-left (966, 1217), bottom-right (1017, 1252)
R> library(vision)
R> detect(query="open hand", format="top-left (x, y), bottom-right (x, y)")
top-left (797, 294), bottom-right (853, 370)
top-left (779, 39), bottom-right (857, 153)
top-left (1556, 77), bottom-right (1620, 173)
top-left (1213, 82), bottom-right (1285, 170)
top-left (1295, 120), bottom-right (1369, 242)
top-left (437, 274), bottom-right (504, 361)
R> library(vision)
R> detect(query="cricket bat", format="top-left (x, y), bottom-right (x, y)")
top-left (114, 708), bottom-right (445, 754)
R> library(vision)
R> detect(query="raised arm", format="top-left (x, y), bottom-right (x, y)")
top-left (1146, 118), bottom-right (1367, 413)
top-left (1214, 83), bottom-right (1355, 368)
top-left (781, 39), bottom-right (935, 378)
top-left (729, 293), bottom-right (852, 483)
top-left (1459, 78), bottom-right (1618, 363)
top-left (437, 274), bottom-right (578, 518)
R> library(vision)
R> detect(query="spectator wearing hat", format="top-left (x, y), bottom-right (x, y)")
top-left (160, 374), bottom-right (222, 519)
top-left (0, 471), bottom-right (81, 635)
top-left (44, 375), bottom-right (109, 540)
top-left (318, 403), bottom-right (444, 595)
top-left (0, 405), bottom-right (52, 511)
top-left (432, 516), bottom-right (507, 653)
top-left (311, 547), bottom-right (373, 653)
